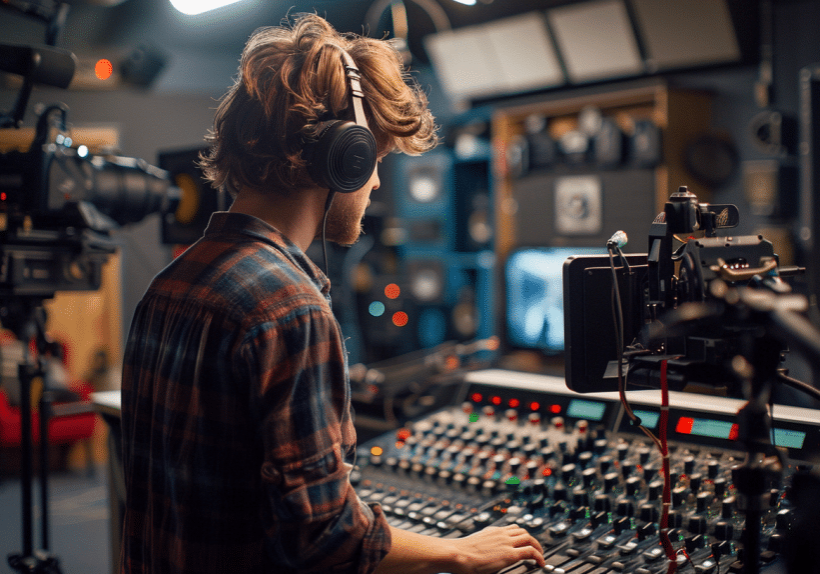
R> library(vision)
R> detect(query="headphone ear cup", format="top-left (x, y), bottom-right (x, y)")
top-left (305, 120), bottom-right (378, 193)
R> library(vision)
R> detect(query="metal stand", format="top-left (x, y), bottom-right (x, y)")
top-left (5, 300), bottom-right (63, 574)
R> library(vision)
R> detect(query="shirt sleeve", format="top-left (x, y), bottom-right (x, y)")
top-left (240, 294), bottom-right (392, 574)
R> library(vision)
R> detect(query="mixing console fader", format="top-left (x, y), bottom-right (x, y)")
top-left (354, 369), bottom-right (820, 574)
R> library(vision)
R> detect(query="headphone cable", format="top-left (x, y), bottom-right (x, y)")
top-left (321, 189), bottom-right (337, 276)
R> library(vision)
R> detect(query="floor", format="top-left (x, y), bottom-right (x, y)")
top-left (0, 462), bottom-right (112, 574)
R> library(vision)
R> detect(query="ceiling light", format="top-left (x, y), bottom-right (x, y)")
top-left (170, 0), bottom-right (244, 15)
top-left (452, 0), bottom-right (477, 4)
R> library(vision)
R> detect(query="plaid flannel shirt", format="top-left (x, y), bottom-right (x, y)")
top-left (120, 212), bottom-right (391, 573)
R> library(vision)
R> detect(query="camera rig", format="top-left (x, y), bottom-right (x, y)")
top-left (1, 2), bottom-right (179, 571)
top-left (563, 186), bottom-right (814, 395)
top-left (564, 188), bottom-right (820, 574)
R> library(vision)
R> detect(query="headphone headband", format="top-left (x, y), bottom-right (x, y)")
top-left (303, 46), bottom-right (378, 193)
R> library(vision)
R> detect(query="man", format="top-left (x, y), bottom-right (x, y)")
top-left (120, 13), bottom-right (545, 574)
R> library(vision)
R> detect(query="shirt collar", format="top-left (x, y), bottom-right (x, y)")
top-left (203, 211), bottom-right (330, 295)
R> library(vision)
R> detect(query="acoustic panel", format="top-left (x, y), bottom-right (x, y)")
top-left (548, 0), bottom-right (644, 83)
top-left (631, 0), bottom-right (741, 72)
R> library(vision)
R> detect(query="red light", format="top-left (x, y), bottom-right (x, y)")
top-left (384, 283), bottom-right (401, 299)
top-left (676, 417), bottom-right (695, 435)
top-left (529, 401), bottom-right (540, 411)
top-left (542, 467), bottom-right (553, 477)
top-left (508, 398), bottom-right (520, 408)
top-left (550, 404), bottom-right (561, 414)
top-left (729, 423), bottom-right (739, 441)
top-left (491, 396), bottom-right (502, 406)
top-left (0, 192), bottom-right (6, 201)
top-left (471, 393), bottom-right (483, 403)
top-left (392, 311), bottom-right (409, 327)
top-left (396, 428), bottom-right (412, 441)
top-left (95, 59), bottom-right (113, 80)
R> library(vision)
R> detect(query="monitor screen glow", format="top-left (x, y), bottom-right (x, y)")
top-left (505, 247), bottom-right (604, 353)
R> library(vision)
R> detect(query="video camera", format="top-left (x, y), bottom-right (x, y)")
top-left (563, 186), bottom-right (810, 394)
top-left (0, 3), bottom-right (178, 300)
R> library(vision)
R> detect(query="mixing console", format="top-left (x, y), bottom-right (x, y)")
top-left (354, 369), bottom-right (820, 574)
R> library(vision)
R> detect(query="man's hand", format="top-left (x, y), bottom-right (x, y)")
top-left (372, 523), bottom-right (545, 574)
top-left (449, 524), bottom-right (545, 574)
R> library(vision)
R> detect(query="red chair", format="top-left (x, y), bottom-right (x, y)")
top-left (0, 380), bottom-right (98, 477)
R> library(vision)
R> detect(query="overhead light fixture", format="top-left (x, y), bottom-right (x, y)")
top-left (452, 0), bottom-right (477, 5)
top-left (170, 0), bottom-right (244, 15)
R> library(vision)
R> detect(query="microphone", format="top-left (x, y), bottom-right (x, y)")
top-left (607, 230), bottom-right (628, 249)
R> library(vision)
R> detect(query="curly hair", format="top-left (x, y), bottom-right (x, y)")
top-left (199, 13), bottom-right (438, 196)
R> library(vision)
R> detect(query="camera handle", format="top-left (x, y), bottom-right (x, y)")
top-left (4, 299), bottom-right (63, 574)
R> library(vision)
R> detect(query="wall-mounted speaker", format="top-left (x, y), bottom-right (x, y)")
top-left (393, 148), bottom-right (454, 252)
top-left (513, 168), bottom-right (656, 249)
top-left (401, 250), bottom-right (495, 350)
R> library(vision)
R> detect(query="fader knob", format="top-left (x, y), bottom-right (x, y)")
top-left (616, 443), bottom-right (629, 460)
top-left (625, 476), bottom-right (641, 497)
top-left (639, 503), bottom-right (659, 523)
top-left (561, 464), bottom-right (577, 483)
top-left (638, 447), bottom-right (651, 465)
top-left (689, 473), bottom-right (703, 493)
top-left (603, 472), bottom-right (619, 493)
top-left (714, 521), bottom-right (734, 541)
top-left (594, 494), bottom-right (612, 513)
top-left (714, 477), bottom-right (728, 499)
top-left (616, 499), bottom-right (634, 517)
top-left (696, 491), bottom-right (712, 514)
top-left (581, 467), bottom-right (597, 489)
top-left (721, 497), bottom-right (735, 520)
top-left (578, 451), bottom-right (594, 468)
top-left (683, 456), bottom-right (696, 475)
top-left (707, 460), bottom-right (720, 479)
top-left (573, 489), bottom-right (590, 508)
top-left (672, 486), bottom-right (687, 507)
top-left (688, 515), bottom-right (707, 535)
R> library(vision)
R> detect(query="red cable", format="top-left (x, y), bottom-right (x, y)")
top-left (659, 359), bottom-right (678, 573)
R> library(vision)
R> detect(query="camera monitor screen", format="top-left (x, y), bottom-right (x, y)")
top-left (505, 247), bottom-right (605, 354)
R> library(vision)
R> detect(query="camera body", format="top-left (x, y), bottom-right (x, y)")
top-left (0, 105), bottom-right (178, 298)
top-left (563, 187), bottom-right (796, 394)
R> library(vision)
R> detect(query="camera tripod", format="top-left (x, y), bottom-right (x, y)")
top-left (4, 297), bottom-right (64, 574)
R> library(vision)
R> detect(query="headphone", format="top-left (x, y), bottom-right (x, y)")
top-left (303, 47), bottom-right (378, 193)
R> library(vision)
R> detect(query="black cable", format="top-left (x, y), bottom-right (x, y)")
top-left (321, 190), bottom-right (337, 276)
top-left (776, 371), bottom-right (820, 403)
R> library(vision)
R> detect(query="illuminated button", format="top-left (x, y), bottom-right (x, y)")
top-left (95, 58), bottom-right (113, 80)
top-left (505, 408), bottom-right (518, 422)
top-left (552, 417), bottom-right (565, 430)
top-left (384, 283), bottom-right (401, 299)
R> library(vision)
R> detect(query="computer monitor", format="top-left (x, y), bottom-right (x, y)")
top-left (504, 247), bottom-right (605, 354)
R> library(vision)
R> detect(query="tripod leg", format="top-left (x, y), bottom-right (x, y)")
top-left (18, 363), bottom-right (34, 559)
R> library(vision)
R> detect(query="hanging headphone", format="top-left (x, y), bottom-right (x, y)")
top-left (303, 46), bottom-right (378, 193)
